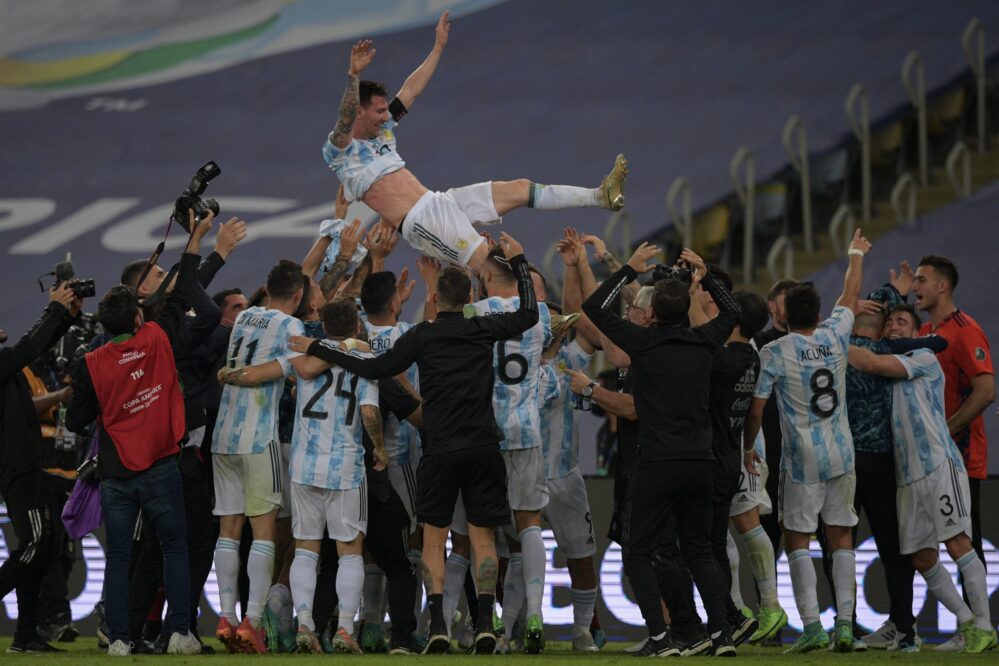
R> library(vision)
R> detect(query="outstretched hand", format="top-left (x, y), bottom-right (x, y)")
top-left (889, 260), bottom-right (914, 296)
top-left (416, 255), bottom-right (441, 286)
top-left (434, 11), bottom-right (451, 50)
top-left (334, 184), bottom-right (349, 220)
top-left (626, 242), bottom-right (660, 274)
top-left (339, 218), bottom-right (364, 259)
top-left (349, 40), bottom-right (376, 77)
top-left (397, 267), bottom-right (416, 305)
top-left (849, 228), bottom-right (872, 256)
top-left (580, 233), bottom-right (608, 260)
top-left (678, 248), bottom-right (707, 283)
top-left (556, 227), bottom-right (585, 267)
top-left (214, 217), bottom-right (247, 260)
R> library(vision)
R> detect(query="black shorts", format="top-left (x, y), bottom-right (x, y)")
top-left (416, 445), bottom-right (509, 529)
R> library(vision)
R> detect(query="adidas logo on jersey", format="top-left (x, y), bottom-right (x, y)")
top-left (945, 518), bottom-right (956, 527)
top-left (738, 494), bottom-right (749, 503)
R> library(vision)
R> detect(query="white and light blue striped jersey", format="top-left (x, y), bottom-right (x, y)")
top-left (365, 320), bottom-right (421, 466)
top-left (754, 305), bottom-right (855, 483)
top-left (213, 307), bottom-right (303, 455)
top-left (890, 349), bottom-right (966, 486)
top-left (322, 120), bottom-right (405, 202)
top-left (540, 339), bottom-right (591, 479)
top-left (289, 354), bottom-right (379, 490)
top-left (471, 298), bottom-right (552, 450)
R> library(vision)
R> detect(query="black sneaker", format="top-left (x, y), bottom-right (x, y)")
top-left (131, 639), bottom-right (157, 654)
top-left (472, 632), bottom-right (496, 655)
top-left (6, 637), bottom-right (64, 653)
top-left (633, 634), bottom-right (680, 657)
top-left (422, 632), bottom-right (451, 654)
top-left (677, 633), bottom-right (712, 657)
top-left (731, 614), bottom-right (759, 646)
top-left (712, 632), bottom-right (737, 657)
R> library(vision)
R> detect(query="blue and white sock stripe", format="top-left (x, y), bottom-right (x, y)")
top-left (217, 537), bottom-right (241, 552)
top-left (250, 540), bottom-right (276, 558)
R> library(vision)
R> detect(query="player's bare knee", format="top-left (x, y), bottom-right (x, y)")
top-left (910, 548), bottom-right (938, 572)
top-left (943, 533), bottom-right (973, 561)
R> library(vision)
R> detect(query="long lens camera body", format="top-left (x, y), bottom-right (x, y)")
top-left (172, 161), bottom-right (221, 232)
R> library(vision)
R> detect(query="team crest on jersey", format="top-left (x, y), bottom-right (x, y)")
top-left (556, 360), bottom-right (568, 372)
top-left (457, 238), bottom-right (468, 250)
top-left (382, 128), bottom-right (394, 141)
top-left (975, 347), bottom-right (987, 361)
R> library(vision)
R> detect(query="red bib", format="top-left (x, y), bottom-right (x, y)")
top-left (85, 322), bottom-right (186, 471)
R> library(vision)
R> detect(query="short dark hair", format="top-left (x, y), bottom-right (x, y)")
top-left (98, 285), bottom-right (140, 336)
top-left (652, 279), bottom-right (690, 325)
top-left (528, 264), bottom-right (549, 291)
top-left (890, 303), bottom-right (922, 329)
top-left (918, 255), bottom-right (959, 292)
top-left (784, 283), bottom-right (822, 329)
top-left (359, 80), bottom-right (389, 107)
top-left (120, 259), bottom-right (149, 289)
top-left (322, 296), bottom-right (359, 338)
top-left (360, 272), bottom-right (397, 316)
top-left (266, 260), bottom-right (303, 301)
top-left (484, 247), bottom-right (516, 284)
top-left (248, 286), bottom-right (267, 308)
top-left (437, 267), bottom-right (472, 309)
top-left (734, 291), bottom-right (769, 340)
top-left (707, 264), bottom-right (734, 293)
top-left (767, 278), bottom-right (799, 303)
top-left (212, 287), bottom-right (243, 308)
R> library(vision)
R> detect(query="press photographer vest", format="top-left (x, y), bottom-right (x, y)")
top-left (85, 323), bottom-right (186, 471)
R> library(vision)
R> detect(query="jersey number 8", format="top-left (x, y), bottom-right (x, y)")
top-left (809, 368), bottom-right (838, 419)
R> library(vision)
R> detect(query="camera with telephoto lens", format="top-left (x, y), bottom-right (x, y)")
top-left (171, 161), bottom-right (221, 232)
top-left (54, 259), bottom-right (96, 298)
top-left (651, 263), bottom-right (692, 285)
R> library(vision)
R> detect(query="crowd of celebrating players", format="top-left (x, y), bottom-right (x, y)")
top-left (0, 10), bottom-right (995, 659)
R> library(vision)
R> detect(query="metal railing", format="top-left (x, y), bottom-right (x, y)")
top-left (846, 83), bottom-right (872, 222)
top-left (766, 235), bottom-right (794, 283)
top-left (666, 177), bottom-right (692, 246)
top-left (946, 141), bottom-right (972, 197)
top-left (962, 18), bottom-right (986, 152)
top-left (782, 115), bottom-right (814, 252)
top-left (902, 51), bottom-right (928, 185)
top-left (730, 146), bottom-right (756, 284)
top-left (891, 173), bottom-right (918, 226)
top-left (827, 204), bottom-right (856, 257)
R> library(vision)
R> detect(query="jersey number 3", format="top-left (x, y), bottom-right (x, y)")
top-left (302, 370), bottom-right (359, 425)
top-left (809, 368), bottom-right (838, 419)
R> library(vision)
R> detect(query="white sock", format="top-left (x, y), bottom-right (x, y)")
top-left (289, 549), bottom-right (320, 631)
top-left (246, 540), bottom-right (276, 626)
top-left (956, 551), bottom-right (992, 630)
top-left (742, 526), bottom-right (778, 610)
top-left (267, 582), bottom-right (294, 634)
top-left (923, 560), bottom-right (973, 625)
top-left (788, 549), bottom-right (820, 627)
top-left (501, 553), bottom-right (525, 633)
top-left (336, 554), bottom-right (365, 635)
top-left (362, 563), bottom-right (386, 625)
top-left (726, 532), bottom-right (745, 609)
top-left (528, 183), bottom-right (600, 210)
top-left (570, 587), bottom-right (596, 634)
top-left (443, 552), bottom-right (470, 635)
top-left (519, 526), bottom-right (546, 619)
top-left (214, 537), bottom-right (241, 624)
top-left (830, 549), bottom-right (856, 625)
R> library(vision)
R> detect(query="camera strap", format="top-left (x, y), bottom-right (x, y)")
top-left (135, 214), bottom-right (198, 307)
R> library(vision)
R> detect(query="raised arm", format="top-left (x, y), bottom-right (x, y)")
top-left (395, 11), bottom-right (450, 109)
top-left (582, 242), bottom-right (659, 355)
top-left (329, 41), bottom-right (376, 149)
top-left (834, 228), bottom-right (872, 312)
top-left (0, 287), bottom-right (76, 383)
top-left (478, 233), bottom-right (540, 340)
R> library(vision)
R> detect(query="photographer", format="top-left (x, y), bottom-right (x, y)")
top-left (65, 214), bottom-right (213, 657)
top-left (582, 243), bottom-right (742, 657)
top-left (0, 282), bottom-right (83, 653)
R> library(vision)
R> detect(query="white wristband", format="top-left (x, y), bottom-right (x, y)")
top-left (847, 248), bottom-right (865, 257)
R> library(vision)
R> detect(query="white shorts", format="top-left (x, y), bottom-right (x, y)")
top-left (544, 468), bottom-right (596, 559)
top-left (388, 461), bottom-right (419, 533)
top-left (401, 182), bottom-right (497, 266)
top-left (730, 458), bottom-right (773, 518)
top-left (503, 447), bottom-right (549, 513)
top-left (290, 481), bottom-right (367, 542)
top-left (897, 459), bottom-right (972, 555)
top-left (778, 468), bottom-right (858, 534)
top-left (212, 442), bottom-right (284, 518)
top-left (278, 442), bottom-right (292, 520)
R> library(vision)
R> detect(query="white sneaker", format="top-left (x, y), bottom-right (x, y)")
top-left (624, 636), bottom-right (649, 653)
top-left (863, 620), bottom-right (898, 650)
top-left (571, 628), bottom-right (600, 652)
top-left (107, 640), bottom-right (131, 656)
top-left (934, 630), bottom-right (966, 652)
top-left (167, 630), bottom-right (202, 655)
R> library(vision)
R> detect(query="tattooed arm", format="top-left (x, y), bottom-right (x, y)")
top-left (361, 404), bottom-right (387, 471)
top-left (329, 40), bottom-right (376, 149)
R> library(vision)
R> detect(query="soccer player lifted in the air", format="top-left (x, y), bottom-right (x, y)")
top-left (322, 11), bottom-right (628, 273)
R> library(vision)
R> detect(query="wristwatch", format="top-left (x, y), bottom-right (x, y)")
top-left (581, 381), bottom-right (598, 398)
